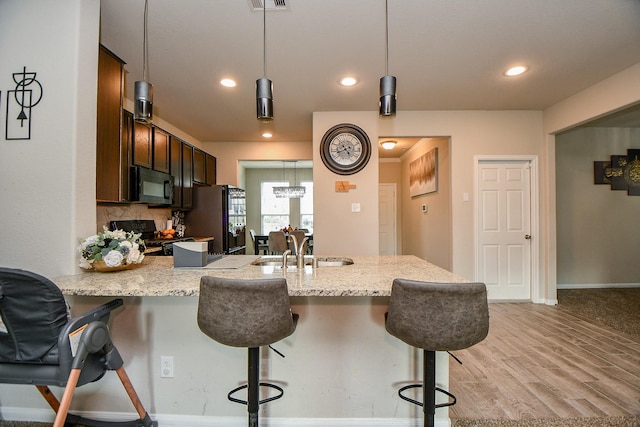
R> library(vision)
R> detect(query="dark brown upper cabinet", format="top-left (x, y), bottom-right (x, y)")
top-left (153, 127), bottom-right (170, 173)
top-left (96, 45), bottom-right (129, 202)
top-left (205, 153), bottom-right (216, 185)
top-left (193, 148), bottom-right (206, 185)
top-left (132, 121), bottom-right (152, 169)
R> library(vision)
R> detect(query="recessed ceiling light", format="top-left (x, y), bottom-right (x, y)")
top-left (340, 77), bottom-right (358, 87)
top-left (262, 132), bottom-right (273, 138)
top-left (220, 78), bottom-right (236, 87)
top-left (504, 66), bottom-right (528, 77)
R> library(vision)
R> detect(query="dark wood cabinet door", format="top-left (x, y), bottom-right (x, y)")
top-left (182, 144), bottom-right (193, 209)
top-left (205, 154), bottom-right (216, 185)
top-left (193, 148), bottom-right (206, 185)
top-left (153, 127), bottom-right (170, 173)
top-left (132, 121), bottom-right (152, 169)
top-left (170, 136), bottom-right (183, 208)
top-left (120, 110), bottom-right (133, 201)
top-left (96, 45), bottom-right (125, 202)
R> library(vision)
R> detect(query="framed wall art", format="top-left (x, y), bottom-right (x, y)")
top-left (409, 147), bottom-right (438, 197)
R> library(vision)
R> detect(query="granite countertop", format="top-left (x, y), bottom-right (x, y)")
top-left (52, 255), bottom-right (469, 297)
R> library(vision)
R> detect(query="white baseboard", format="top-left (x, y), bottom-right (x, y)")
top-left (557, 282), bottom-right (640, 289)
top-left (0, 408), bottom-right (450, 427)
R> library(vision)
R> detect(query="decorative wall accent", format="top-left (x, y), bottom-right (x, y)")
top-left (5, 66), bottom-right (43, 140)
top-left (409, 147), bottom-right (438, 197)
top-left (594, 148), bottom-right (640, 196)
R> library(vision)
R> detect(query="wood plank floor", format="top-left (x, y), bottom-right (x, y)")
top-left (449, 303), bottom-right (640, 421)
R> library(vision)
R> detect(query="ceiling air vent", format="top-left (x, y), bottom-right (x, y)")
top-left (248, 0), bottom-right (289, 11)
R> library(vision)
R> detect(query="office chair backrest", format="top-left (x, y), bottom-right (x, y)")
top-left (0, 267), bottom-right (69, 363)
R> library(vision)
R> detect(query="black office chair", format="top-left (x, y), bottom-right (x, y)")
top-left (0, 267), bottom-right (157, 427)
top-left (385, 279), bottom-right (489, 427)
top-left (197, 276), bottom-right (298, 427)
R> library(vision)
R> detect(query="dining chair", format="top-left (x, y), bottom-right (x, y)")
top-left (268, 231), bottom-right (288, 254)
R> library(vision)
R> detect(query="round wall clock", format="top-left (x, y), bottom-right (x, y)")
top-left (319, 123), bottom-right (371, 175)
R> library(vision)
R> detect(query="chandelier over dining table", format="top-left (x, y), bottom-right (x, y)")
top-left (273, 161), bottom-right (306, 198)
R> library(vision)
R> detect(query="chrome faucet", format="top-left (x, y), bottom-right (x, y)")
top-left (281, 249), bottom-right (291, 269)
top-left (288, 235), bottom-right (309, 268)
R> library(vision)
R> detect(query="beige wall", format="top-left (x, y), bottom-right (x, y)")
top-left (313, 112), bottom-right (381, 256)
top-left (555, 127), bottom-right (640, 285)
top-left (400, 138), bottom-right (451, 270)
top-left (310, 110), bottom-right (545, 292)
top-left (205, 140), bottom-right (313, 187)
top-left (542, 62), bottom-right (640, 301)
top-left (0, 0), bottom-right (99, 277)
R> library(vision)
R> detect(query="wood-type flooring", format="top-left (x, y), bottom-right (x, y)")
top-left (449, 303), bottom-right (640, 424)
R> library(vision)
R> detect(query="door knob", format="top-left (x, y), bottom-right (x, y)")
top-left (525, 234), bottom-right (531, 240)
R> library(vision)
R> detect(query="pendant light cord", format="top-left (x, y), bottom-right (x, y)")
top-left (385, 0), bottom-right (389, 76)
top-left (143, 0), bottom-right (149, 81)
top-left (263, 2), bottom-right (267, 78)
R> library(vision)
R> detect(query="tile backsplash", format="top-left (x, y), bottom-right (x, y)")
top-left (97, 204), bottom-right (172, 232)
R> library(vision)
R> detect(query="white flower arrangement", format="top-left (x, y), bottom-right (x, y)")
top-left (78, 227), bottom-right (146, 269)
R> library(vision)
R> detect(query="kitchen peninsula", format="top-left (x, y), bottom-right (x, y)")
top-left (54, 255), bottom-right (468, 297)
top-left (46, 256), bottom-right (470, 426)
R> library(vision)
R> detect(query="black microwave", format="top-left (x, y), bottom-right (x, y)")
top-left (130, 166), bottom-right (174, 205)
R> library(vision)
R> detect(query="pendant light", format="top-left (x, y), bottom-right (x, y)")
top-left (256, 1), bottom-right (273, 121)
top-left (379, 0), bottom-right (397, 117)
top-left (134, 0), bottom-right (153, 123)
top-left (273, 161), bottom-right (306, 198)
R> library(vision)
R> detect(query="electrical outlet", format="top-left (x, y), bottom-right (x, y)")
top-left (160, 356), bottom-right (174, 378)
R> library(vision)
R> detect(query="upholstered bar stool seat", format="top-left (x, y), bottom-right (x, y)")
top-left (198, 276), bottom-right (298, 427)
top-left (385, 279), bottom-right (489, 427)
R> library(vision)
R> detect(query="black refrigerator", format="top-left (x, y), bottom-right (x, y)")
top-left (184, 185), bottom-right (246, 254)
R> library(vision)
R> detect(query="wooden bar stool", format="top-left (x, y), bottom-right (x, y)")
top-left (385, 279), bottom-right (489, 427)
top-left (197, 276), bottom-right (298, 427)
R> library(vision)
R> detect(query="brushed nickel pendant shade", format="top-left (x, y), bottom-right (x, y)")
top-left (379, 0), bottom-right (397, 117)
top-left (257, 2), bottom-right (274, 121)
top-left (134, 0), bottom-right (153, 123)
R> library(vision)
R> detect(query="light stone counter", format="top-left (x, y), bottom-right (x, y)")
top-left (52, 255), bottom-right (468, 297)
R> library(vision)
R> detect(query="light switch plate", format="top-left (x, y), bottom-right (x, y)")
top-left (351, 203), bottom-right (361, 213)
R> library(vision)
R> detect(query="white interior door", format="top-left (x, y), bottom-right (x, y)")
top-left (379, 183), bottom-right (397, 255)
top-left (477, 160), bottom-right (532, 300)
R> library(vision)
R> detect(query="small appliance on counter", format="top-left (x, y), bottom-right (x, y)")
top-left (110, 220), bottom-right (194, 256)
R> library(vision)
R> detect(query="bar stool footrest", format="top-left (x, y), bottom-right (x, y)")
top-left (227, 382), bottom-right (285, 406)
top-left (398, 383), bottom-right (457, 408)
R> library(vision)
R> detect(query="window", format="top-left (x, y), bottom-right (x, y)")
top-left (260, 181), bottom-right (314, 234)
top-left (300, 181), bottom-right (313, 233)
top-left (261, 181), bottom-right (289, 233)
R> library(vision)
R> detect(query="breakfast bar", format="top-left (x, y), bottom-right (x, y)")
top-left (39, 255), bottom-right (470, 425)
top-left (54, 255), bottom-right (468, 297)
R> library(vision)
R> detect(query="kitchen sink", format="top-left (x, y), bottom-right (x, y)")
top-left (250, 256), bottom-right (299, 267)
top-left (251, 256), bottom-right (353, 267)
top-left (314, 257), bottom-right (354, 267)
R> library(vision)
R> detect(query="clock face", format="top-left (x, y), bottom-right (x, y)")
top-left (320, 124), bottom-right (371, 175)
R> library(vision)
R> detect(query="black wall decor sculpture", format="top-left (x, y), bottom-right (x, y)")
top-left (594, 148), bottom-right (640, 196)
top-left (5, 66), bottom-right (43, 140)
